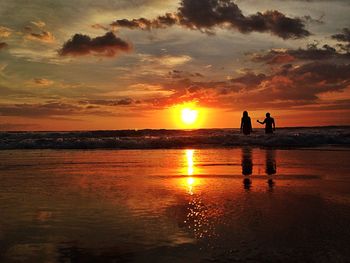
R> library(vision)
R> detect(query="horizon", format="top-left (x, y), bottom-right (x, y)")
top-left (1, 125), bottom-right (349, 133)
top-left (1, 0), bottom-right (350, 130)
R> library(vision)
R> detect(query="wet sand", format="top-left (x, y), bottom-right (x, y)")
top-left (0, 148), bottom-right (350, 262)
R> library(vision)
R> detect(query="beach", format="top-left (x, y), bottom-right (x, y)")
top-left (1, 147), bottom-right (350, 262)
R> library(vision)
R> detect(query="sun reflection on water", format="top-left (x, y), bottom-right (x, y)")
top-left (184, 149), bottom-right (197, 195)
top-left (179, 150), bottom-right (215, 240)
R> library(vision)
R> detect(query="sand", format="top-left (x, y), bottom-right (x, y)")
top-left (0, 148), bottom-right (350, 262)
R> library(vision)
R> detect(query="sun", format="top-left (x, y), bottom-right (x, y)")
top-left (171, 102), bottom-right (206, 129)
top-left (181, 108), bottom-right (198, 125)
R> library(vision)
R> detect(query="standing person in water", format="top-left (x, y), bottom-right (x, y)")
top-left (240, 111), bottom-right (253, 135)
top-left (257, 112), bottom-right (275, 134)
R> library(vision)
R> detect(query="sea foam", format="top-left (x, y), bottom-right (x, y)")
top-left (0, 127), bottom-right (349, 149)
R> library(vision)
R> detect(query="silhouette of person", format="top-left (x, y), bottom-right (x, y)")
top-left (240, 111), bottom-right (253, 135)
top-left (241, 147), bottom-right (253, 190)
top-left (257, 112), bottom-right (275, 134)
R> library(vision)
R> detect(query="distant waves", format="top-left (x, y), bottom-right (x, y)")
top-left (0, 127), bottom-right (349, 149)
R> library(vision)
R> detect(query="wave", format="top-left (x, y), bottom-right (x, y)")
top-left (0, 127), bottom-right (349, 150)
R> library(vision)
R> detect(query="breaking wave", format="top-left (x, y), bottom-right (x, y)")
top-left (0, 127), bottom-right (349, 150)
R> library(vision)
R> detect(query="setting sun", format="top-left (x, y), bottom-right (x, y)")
top-left (181, 108), bottom-right (198, 125)
top-left (172, 102), bottom-right (206, 129)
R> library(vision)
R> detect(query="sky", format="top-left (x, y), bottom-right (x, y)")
top-left (0, 0), bottom-right (349, 130)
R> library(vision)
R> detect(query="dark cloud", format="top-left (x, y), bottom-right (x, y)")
top-left (301, 14), bottom-right (324, 25)
top-left (0, 101), bottom-right (121, 118)
top-left (111, 13), bottom-right (178, 30)
top-left (59, 32), bottom-right (132, 57)
top-left (0, 102), bottom-right (81, 118)
top-left (230, 72), bottom-right (267, 89)
top-left (249, 43), bottom-right (350, 64)
top-left (0, 42), bottom-right (8, 50)
top-left (111, 0), bottom-right (310, 39)
top-left (332, 28), bottom-right (350, 42)
top-left (168, 70), bottom-right (204, 79)
top-left (229, 62), bottom-right (350, 106)
top-left (332, 28), bottom-right (350, 52)
top-left (80, 98), bottom-right (135, 106)
top-left (91, 23), bottom-right (109, 31)
top-left (147, 62), bottom-right (350, 110)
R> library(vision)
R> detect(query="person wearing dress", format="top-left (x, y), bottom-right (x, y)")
top-left (240, 111), bottom-right (253, 135)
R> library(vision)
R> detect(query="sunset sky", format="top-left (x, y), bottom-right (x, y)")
top-left (0, 0), bottom-right (349, 130)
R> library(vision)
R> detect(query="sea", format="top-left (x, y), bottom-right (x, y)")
top-left (1, 126), bottom-right (350, 149)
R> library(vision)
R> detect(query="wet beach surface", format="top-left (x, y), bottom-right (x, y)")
top-left (0, 148), bottom-right (350, 262)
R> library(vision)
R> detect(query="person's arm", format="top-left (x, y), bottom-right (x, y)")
top-left (240, 118), bottom-right (243, 132)
top-left (249, 118), bottom-right (253, 132)
top-left (257, 119), bottom-right (264, 124)
top-left (273, 118), bottom-right (276, 131)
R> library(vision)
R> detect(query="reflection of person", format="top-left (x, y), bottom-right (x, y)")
top-left (265, 149), bottom-right (276, 190)
top-left (241, 147), bottom-right (253, 191)
top-left (240, 111), bottom-right (252, 135)
top-left (243, 178), bottom-right (252, 190)
top-left (265, 150), bottom-right (276, 175)
top-left (241, 147), bottom-right (253, 176)
top-left (257, 112), bottom-right (275, 134)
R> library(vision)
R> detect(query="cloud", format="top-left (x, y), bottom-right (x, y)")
top-left (31, 20), bottom-right (46, 29)
top-left (0, 26), bottom-right (12, 37)
top-left (230, 72), bottom-right (267, 89)
top-left (80, 98), bottom-right (135, 106)
top-left (145, 62), bottom-right (350, 110)
top-left (0, 101), bottom-right (119, 118)
top-left (59, 32), bottom-right (132, 57)
top-left (0, 42), bottom-right (8, 50)
top-left (168, 70), bottom-right (203, 79)
top-left (33, 78), bottom-right (54, 86)
top-left (25, 30), bottom-right (55, 43)
top-left (91, 23), bottom-right (109, 31)
top-left (249, 43), bottom-right (350, 64)
top-left (141, 54), bottom-right (192, 66)
top-left (301, 14), bottom-right (324, 25)
top-left (229, 62), bottom-right (350, 106)
top-left (111, 0), bottom-right (310, 39)
top-left (0, 99), bottom-right (145, 119)
top-left (0, 102), bottom-right (81, 118)
top-left (332, 28), bottom-right (350, 42)
top-left (332, 28), bottom-right (350, 52)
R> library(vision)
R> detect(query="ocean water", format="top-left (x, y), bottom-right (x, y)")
top-left (0, 147), bottom-right (350, 262)
top-left (1, 126), bottom-right (350, 149)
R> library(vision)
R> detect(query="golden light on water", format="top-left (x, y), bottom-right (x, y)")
top-left (186, 149), bottom-right (195, 175)
top-left (184, 149), bottom-right (197, 195)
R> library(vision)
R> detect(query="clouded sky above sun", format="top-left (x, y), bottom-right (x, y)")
top-left (0, 0), bottom-right (349, 130)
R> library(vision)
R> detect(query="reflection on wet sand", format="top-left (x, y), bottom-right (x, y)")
top-left (266, 149), bottom-right (277, 191)
top-left (181, 150), bottom-right (214, 239)
top-left (185, 149), bottom-right (196, 195)
top-left (241, 148), bottom-right (277, 191)
top-left (1, 148), bottom-right (350, 262)
top-left (241, 147), bottom-right (253, 191)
